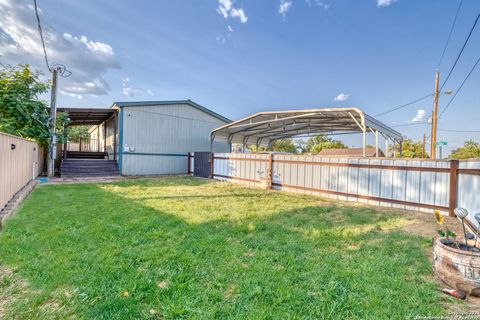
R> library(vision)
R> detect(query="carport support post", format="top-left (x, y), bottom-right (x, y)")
top-left (362, 127), bottom-right (366, 157)
top-left (375, 130), bottom-right (379, 157)
top-left (209, 138), bottom-right (214, 179)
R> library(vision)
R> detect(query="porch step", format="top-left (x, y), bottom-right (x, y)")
top-left (66, 151), bottom-right (108, 159)
top-left (61, 159), bottom-right (120, 178)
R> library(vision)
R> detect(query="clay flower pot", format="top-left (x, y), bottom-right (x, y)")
top-left (433, 238), bottom-right (480, 297)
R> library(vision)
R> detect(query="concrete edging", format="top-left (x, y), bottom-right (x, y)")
top-left (0, 180), bottom-right (39, 231)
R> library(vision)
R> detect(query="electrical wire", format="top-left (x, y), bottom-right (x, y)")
top-left (374, 94), bottom-right (433, 117)
top-left (391, 122), bottom-right (428, 128)
top-left (126, 107), bottom-right (226, 125)
top-left (437, 0), bottom-right (463, 68)
top-left (439, 54), bottom-right (480, 118)
top-left (33, 0), bottom-right (50, 71)
top-left (32, 0), bottom-right (71, 77)
top-left (440, 12), bottom-right (480, 91)
top-left (439, 128), bottom-right (480, 133)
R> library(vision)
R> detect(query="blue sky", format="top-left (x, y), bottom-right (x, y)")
top-left (1, 0), bottom-right (479, 153)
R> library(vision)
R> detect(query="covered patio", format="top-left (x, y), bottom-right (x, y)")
top-left (210, 108), bottom-right (403, 157)
top-left (58, 108), bottom-right (118, 160)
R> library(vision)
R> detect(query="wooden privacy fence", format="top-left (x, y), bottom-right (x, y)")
top-left (208, 153), bottom-right (480, 231)
top-left (0, 132), bottom-right (44, 210)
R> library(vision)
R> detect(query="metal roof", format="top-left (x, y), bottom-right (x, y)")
top-left (110, 100), bottom-right (231, 123)
top-left (210, 108), bottom-right (403, 147)
top-left (57, 108), bottom-right (115, 125)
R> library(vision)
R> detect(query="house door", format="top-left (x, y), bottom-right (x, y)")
top-left (193, 152), bottom-right (212, 178)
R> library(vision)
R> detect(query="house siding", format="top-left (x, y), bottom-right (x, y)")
top-left (120, 103), bottom-right (229, 175)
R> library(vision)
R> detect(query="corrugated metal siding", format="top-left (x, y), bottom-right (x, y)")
top-left (458, 160), bottom-right (480, 229)
top-left (212, 153), bottom-right (453, 215)
top-left (121, 103), bottom-right (229, 175)
top-left (0, 132), bottom-right (43, 210)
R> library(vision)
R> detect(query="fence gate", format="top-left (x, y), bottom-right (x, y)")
top-left (194, 152), bottom-right (211, 178)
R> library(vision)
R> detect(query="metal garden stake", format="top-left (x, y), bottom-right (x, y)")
top-left (474, 213), bottom-right (480, 248)
top-left (454, 207), bottom-right (469, 246)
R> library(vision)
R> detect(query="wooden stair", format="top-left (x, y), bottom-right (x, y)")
top-left (61, 159), bottom-right (120, 178)
top-left (66, 151), bottom-right (108, 159)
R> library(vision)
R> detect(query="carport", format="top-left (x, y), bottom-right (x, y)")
top-left (209, 108), bottom-right (403, 157)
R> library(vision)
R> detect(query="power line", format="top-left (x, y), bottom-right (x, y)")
top-left (374, 93), bottom-right (433, 117)
top-left (440, 12), bottom-right (480, 91)
top-left (32, 0), bottom-right (71, 77)
top-left (439, 128), bottom-right (480, 133)
top-left (437, 0), bottom-right (463, 68)
top-left (33, 0), bottom-right (50, 71)
top-left (391, 122), bottom-right (428, 128)
top-left (439, 54), bottom-right (480, 118)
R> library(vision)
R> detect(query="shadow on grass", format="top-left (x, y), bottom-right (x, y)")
top-left (0, 178), bottom-right (442, 320)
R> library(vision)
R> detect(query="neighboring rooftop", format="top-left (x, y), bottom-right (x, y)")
top-left (317, 147), bottom-right (385, 157)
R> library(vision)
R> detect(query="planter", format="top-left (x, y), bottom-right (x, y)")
top-left (433, 238), bottom-right (480, 297)
top-left (259, 178), bottom-right (271, 190)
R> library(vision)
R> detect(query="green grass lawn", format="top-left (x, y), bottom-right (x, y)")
top-left (0, 177), bottom-right (447, 319)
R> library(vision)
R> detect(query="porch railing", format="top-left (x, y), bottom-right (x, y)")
top-left (66, 139), bottom-right (101, 152)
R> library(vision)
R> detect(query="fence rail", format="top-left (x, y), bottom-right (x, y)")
top-left (207, 153), bottom-right (480, 231)
top-left (0, 132), bottom-right (43, 210)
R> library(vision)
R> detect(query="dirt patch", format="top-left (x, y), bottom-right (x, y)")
top-left (0, 265), bottom-right (76, 319)
top-left (0, 265), bottom-right (30, 318)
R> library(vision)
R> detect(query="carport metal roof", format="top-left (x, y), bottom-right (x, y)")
top-left (57, 108), bottom-right (116, 125)
top-left (210, 108), bottom-right (403, 157)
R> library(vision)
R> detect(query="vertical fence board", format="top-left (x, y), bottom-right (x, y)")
top-left (1, 133), bottom-right (42, 210)
top-left (209, 154), bottom-right (480, 223)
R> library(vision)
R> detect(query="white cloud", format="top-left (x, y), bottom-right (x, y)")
top-left (217, 0), bottom-right (248, 23)
top-left (230, 8), bottom-right (248, 23)
top-left (279, 0), bottom-right (292, 18)
top-left (227, 25), bottom-right (234, 32)
top-left (306, 0), bottom-right (330, 9)
top-left (122, 78), bottom-right (154, 97)
top-left (411, 109), bottom-right (426, 122)
top-left (0, 0), bottom-right (120, 97)
top-left (377, 0), bottom-right (397, 7)
top-left (334, 93), bottom-right (349, 101)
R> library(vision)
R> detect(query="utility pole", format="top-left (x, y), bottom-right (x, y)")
top-left (47, 68), bottom-right (58, 177)
top-left (422, 133), bottom-right (426, 158)
top-left (430, 71), bottom-right (440, 159)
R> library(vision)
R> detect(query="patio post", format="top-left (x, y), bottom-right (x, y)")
top-left (104, 121), bottom-right (107, 153)
top-left (113, 111), bottom-right (117, 161)
top-left (63, 124), bottom-right (68, 159)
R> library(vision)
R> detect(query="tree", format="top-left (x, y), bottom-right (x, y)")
top-left (389, 139), bottom-right (427, 158)
top-left (301, 134), bottom-right (347, 154)
top-left (249, 139), bottom-right (298, 154)
top-left (0, 64), bottom-right (69, 146)
top-left (449, 140), bottom-right (480, 159)
top-left (68, 126), bottom-right (91, 142)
